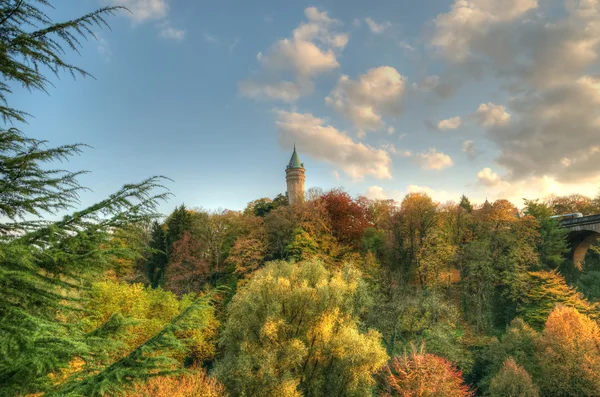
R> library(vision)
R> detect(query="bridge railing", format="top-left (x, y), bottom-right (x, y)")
top-left (560, 214), bottom-right (600, 227)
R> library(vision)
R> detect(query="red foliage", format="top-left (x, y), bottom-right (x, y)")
top-left (165, 231), bottom-right (210, 296)
top-left (321, 189), bottom-right (371, 247)
top-left (381, 349), bottom-right (473, 397)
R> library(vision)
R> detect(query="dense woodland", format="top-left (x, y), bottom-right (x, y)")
top-left (3, 2), bottom-right (600, 396)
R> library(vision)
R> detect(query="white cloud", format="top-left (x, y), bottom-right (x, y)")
top-left (463, 140), bottom-right (476, 160)
top-left (365, 186), bottom-right (388, 200)
top-left (437, 116), bottom-right (462, 130)
top-left (364, 185), bottom-right (459, 204)
top-left (158, 20), bottom-right (184, 40)
top-left (108, 0), bottom-right (169, 23)
top-left (479, 175), bottom-right (600, 207)
top-left (477, 167), bottom-right (501, 186)
top-left (326, 66), bottom-right (405, 134)
top-left (407, 185), bottom-right (457, 203)
top-left (365, 17), bottom-right (392, 34)
top-left (106, 0), bottom-right (186, 40)
top-left (275, 110), bottom-right (392, 180)
top-left (414, 148), bottom-right (453, 170)
top-left (474, 103), bottom-right (510, 126)
top-left (430, 0), bottom-right (538, 62)
top-left (238, 80), bottom-right (304, 102)
top-left (240, 7), bottom-right (347, 102)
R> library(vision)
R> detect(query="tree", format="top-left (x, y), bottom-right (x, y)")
top-left (480, 318), bottom-right (540, 393)
top-left (127, 368), bottom-right (226, 397)
top-left (536, 306), bottom-right (600, 396)
top-left (380, 346), bottom-right (473, 397)
top-left (214, 260), bottom-right (388, 397)
top-left (165, 204), bottom-right (193, 256)
top-left (460, 240), bottom-right (495, 331)
top-left (165, 231), bottom-right (210, 296)
top-left (459, 195), bottom-right (473, 213)
top-left (0, 2), bottom-right (213, 395)
top-left (519, 271), bottom-right (599, 329)
top-left (391, 193), bottom-right (438, 277)
top-left (321, 189), bottom-right (371, 247)
top-left (146, 220), bottom-right (168, 287)
top-left (523, 199), bottom-right (568, 269)
top-left (488, 358), bottom-right (539, 397)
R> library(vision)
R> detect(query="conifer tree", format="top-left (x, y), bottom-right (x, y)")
top-left (165, 204), bottom-right (193, 256)
top-left (0, 2), bottom-right (215, 395)
top-left (146, 220), bottom-right (168, 287)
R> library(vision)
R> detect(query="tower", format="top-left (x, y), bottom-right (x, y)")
top-left (286, 144), bottom-right (305, 205)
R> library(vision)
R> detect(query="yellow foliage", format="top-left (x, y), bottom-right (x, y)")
top-left (83, 280), bottom-right (218, 364)
top-left (126, 368), bottom-right (227, 397)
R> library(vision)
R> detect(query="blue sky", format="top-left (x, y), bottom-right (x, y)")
top-left (11, 0), bottom-right (600, 215)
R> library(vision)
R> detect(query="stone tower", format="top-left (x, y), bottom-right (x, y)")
top-left (286, 144), bottom-right (305, 205)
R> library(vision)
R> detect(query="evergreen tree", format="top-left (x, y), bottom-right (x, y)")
top-left (146, 220), bottom-right (168, 287)
top-left (0, 2), bottom-right (215, 395)
top-left (165, 204), bottom-right (193, 256)
top-left (459, 194), bottom-right (473, 213)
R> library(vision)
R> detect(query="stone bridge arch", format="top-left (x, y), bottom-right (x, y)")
top-left (567, 230), bottom-right (600, 269)
top-left (561, 214), bottom-right (600, 269)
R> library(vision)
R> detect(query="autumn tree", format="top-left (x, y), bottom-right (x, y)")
top-left (488, 358), bottom-right (539, 397)
top-left (214, 260), bottom-right (388, 397)
top-left (165, 231), bottom-right (210, 296)
top-left (264, 205), bottom-right (296, 259)
top-left (321, 189), bottom-right (371, 247)
top-left (536, 306), bottom-right (600, 396)
top-left (380, 346), bottom-right (473, 397)
top-left (391, 193), bottom-right (438, 277)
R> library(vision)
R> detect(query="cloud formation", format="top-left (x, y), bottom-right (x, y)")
top-left (239, 7), bottom-right (347, 102)
top-left (326, 66), bottom-right (405, 135)
top-left (414, 148), bottom-right (453, 170)
top-left (437, 116), bottom-right (462, 130)
top-left (107, 0), bottom-right (184, 39)
top-left (158, 21), bottom-right (184, 40)
top-left (431, 0), bottom-right (600, 184)
top-left (365, 17), bottom-right (391, 34)
top-left (474, 103), bottom-right (510, 126)
top-left (275, 111), bottom-right (392, 180)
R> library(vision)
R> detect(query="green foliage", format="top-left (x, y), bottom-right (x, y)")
top-left (518, 271), bottom-right (599, 329)
top-left (146, 220), bottom-right (168, 287)
top-left (0, 0), bottom-right (125, 123)
top-left (489, 358), bottom-right (539, 397)
top-left (214, 260), bottom-right (388, 397)
top-left (480, 318), bottom-right (540, 393)
top-left (523, 199), bottom-right (569, 268)
top-left (85, 280), bottom-right (218, 365)
top-left (459, 195), bottom-right (473, 213)
top-left (576, 270), bottom-right (600, 302)
top-left (165, 204), bottom-right (193, 256)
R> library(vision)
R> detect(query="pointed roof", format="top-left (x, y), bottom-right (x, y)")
top-left (287, 144), bottom-right (304, 169)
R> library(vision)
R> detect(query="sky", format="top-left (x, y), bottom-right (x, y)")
top-left (11, 0), bottom-right (600, 214)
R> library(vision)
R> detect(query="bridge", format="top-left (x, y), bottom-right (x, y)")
top-left (559, 214), bottom-right (600, 268)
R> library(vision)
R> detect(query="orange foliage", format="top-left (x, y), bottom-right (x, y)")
top-left (381, 347), bottom-right (473, 397)
top-left (536, 305), bottom-right (600, 395)
top-left (321, 189), bottom-right (371, 247)
top-left (127, 369), bottom-right (227, 397)
top-left (165, 231), bottom-right (210, 296)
